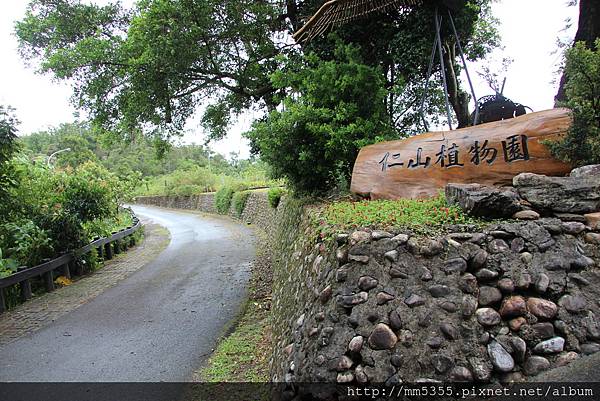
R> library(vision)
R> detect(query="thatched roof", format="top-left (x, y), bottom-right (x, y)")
top-left (293, 0), bottom-right (466, 43)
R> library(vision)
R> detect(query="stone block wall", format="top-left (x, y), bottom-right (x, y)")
top-left (271, 212), bottom-right (600, 390)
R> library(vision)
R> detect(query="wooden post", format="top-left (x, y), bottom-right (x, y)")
top-left (0, 288), bottom-right (6, 313)
top-left (20, 280), bottom-right (32, 301)
top-left (62, 263), bottom-right (71, 280)
top-left (18, 267), bottom-right (32, 301)
top-left (113, 240), bottom-right (121, 255)
top-left (43, 271), bottom-right (55, 292)
top-left (97, 244), bottom-right (104, 260)
top-left (104, 242), bottom-right (113, 260)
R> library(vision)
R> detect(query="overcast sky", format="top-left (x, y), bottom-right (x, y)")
top-left (0, 1), bottom-right (578, 159)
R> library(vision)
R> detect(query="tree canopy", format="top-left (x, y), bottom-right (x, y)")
top-left (16, 0), bottom-right (498, 141)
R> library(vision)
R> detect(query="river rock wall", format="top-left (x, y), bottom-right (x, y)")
top-left (134, 190), bottom-right (278, 232)
top-left (271, 210), bottom-right (600, 388)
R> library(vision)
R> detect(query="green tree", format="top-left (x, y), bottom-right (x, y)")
top-left (0, 106), bottom-right (20, 211)
top-left (549, 39), bottom-right (600, 166)
top-left (246, 44), bottom-right (395, 194)
top-left (16, 0), bottom-right (498, 139)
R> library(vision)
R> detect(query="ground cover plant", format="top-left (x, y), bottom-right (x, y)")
top-left (311, 193), bottom-right (483, 239)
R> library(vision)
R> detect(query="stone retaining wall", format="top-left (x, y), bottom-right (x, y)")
top-left (271, 206), bottom-right (600, 393)
top-left (134, 190), bottom-right (278, 232)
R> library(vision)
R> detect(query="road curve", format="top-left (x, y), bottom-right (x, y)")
top-left (0, 205), bottom-right (255, 382)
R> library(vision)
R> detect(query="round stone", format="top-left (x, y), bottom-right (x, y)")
top-left (499, 296), bottom-right (527, 318)
top-left (448, 366), bottom-right (473, 382)
top-left (459, 273), bottom-right (478, 294)
top-left (527, 298), bottom-right (558, 320)
top-left (432, 355), bottom-right (454, 373)
top-left (531, 322), bottom-right (555, 339)
top-left (475, 268), bottom-right (498, 281)
top-left (368, 323), bottom-right (398, 350)
top-left (462, 295), bottom-right (478, 317)
top-left (509, 317), bottom-right (527, 331)
top-left (337, 355), bottom-right (353, 371)
top-left (470, 249), bottom-right (488, 269)
top-left (488, 239), bottom-right (509, 254)
top-left (348, 336), bottom-right (364, 353)
top-left (337, 372), bottom-right (354, 383)
top-left (534, 273), bottom-right (550, 293)
top-left (523, 356), bottom-right (550, 376)
top-left (389, 310), bottom-right (403, 331)
top-left (358, 276), bottom-right (378, 291)
top-left (350, 230), bottom-right (370, 244)
top-left (558, 293), bottom-right (587, 313)
top-left (476, 308), bottom-right (501, 327)
top-left (405, 293), bottom-right (425, 307)
top-left (497, 278), bottom-right (515, 293)
top-left (513, 210), bottom-right (540, 220)
top-left (440, 323), bottom-right (460, 340)
top-left (533, 337), bottom-right (565, 354)
top-left (428, 285), bottom-right (451, 298)
top-left (479, 286), bottom-right (502, 306)
top-left (376, 291), bottom-right (395, 305)
top-left (487, 340), bottom-right (515, 373)
top-left (555, 351), bottom-right (579, 367)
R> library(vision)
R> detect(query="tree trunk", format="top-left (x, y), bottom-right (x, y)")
top-left (555, 0), bottom-right (600, 105)
top-left (443, 42), bottom-right (471, 128)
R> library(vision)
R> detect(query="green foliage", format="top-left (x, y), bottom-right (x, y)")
top-left (15, 0), bottom-right (498, 141)
top-left (246, 43), bottom-right (396, 194)
top-left (312, 194), bottom-right (481, 239)
top-left (550, 39), bottom-right (600, 166)
top-left (0, 220), bottom-right (52, 268)
top-left (0, 248), bottom-right (19, 279)
top-left (215, 186), bottom-right (235, 215)
top-left (0, 106), bottom-right (20, 208)
top-left (4, 157), bottom-right (126, 261)
top-left (267, 187), bottom-right (285, 209)
top-left (232, 191), bottom-right (251, 217)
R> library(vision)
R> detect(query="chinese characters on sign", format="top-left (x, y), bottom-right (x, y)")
top-left (379, 135), bottom-right (529, 172)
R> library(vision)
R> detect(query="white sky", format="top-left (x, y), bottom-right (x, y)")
top-left (0, 1), bottom-right (579, 159)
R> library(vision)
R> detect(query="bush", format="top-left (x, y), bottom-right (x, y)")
top-left (550, 39), bottom-right (600, 166)
top-left (267, 187), bottom-right (285, 209)
top-left (232, 191), bottom-right (251, 217)
top-left (215, 186), bottom-right (235, 214)
top-left (245, 43), bottom-right (395, 195)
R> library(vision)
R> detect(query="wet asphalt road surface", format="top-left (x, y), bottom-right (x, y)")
top-left (0, 205), bottom-right (255, 384)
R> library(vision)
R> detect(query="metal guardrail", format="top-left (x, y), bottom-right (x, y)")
top-left (0, 211), bottom-right (143, 313)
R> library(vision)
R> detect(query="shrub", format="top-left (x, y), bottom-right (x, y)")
top-left (245, 43), bottom-right (395, 195)
top-left (0, 219), bottom-right (52, 267)
top-left (549, 39), bottom-right (600, 166)
top-left (232, 191), bottom-right (251, 217)
top-left (267, 187), bottom-right (285, 209)
top-left (215, 186), bottom-right (235, 214)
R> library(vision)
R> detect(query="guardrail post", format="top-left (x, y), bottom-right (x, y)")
top-left (0, 288), bottom-right (6, 313)
top-left (129, 235), bottom-right (136, 247)
top-left (62, 262), bottom-right (71, 280)
top-left (97, 244), bottom-right (104, 260)
top-left (104, 242), bottom-right (113, 260)
top-left (18, 267), bottom-right (32, 301)
top-left (43, 271), bottom-right (55, 292)
top-left (113, 240), bottom-right (121, 255)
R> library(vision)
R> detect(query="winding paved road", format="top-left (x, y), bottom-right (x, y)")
top-left (0, 205), bottom-right (255, 383)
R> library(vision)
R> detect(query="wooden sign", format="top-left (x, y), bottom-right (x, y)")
top-left (350, 108), bottom-right (573, 200)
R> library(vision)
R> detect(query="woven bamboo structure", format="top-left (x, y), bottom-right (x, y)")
top-left (293, 0), bottom-right (422, 42)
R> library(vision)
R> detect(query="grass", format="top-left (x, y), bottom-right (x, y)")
top-left (200, 302), bottom-right (270, 382)
top-left (197, 229), bottom-right (272, 389)
top-left (311, 193), bottom-right (483, 239)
